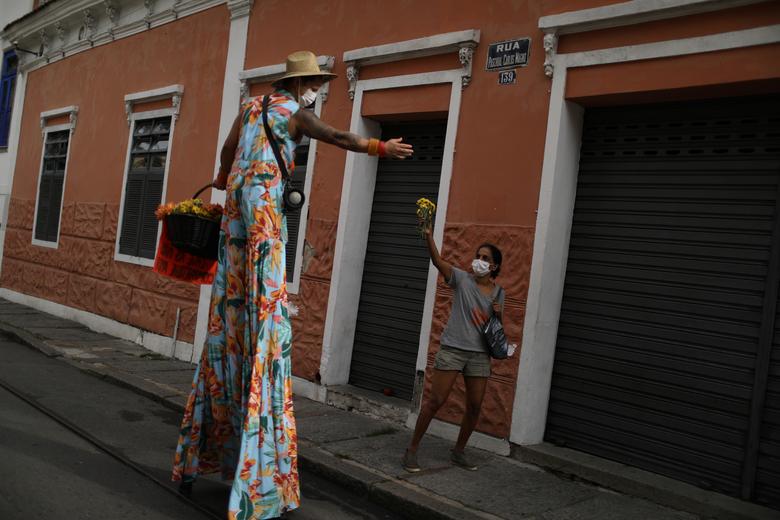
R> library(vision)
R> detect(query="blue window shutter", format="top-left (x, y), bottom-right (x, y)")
top-left (0, 51), bottom-right (18, 148)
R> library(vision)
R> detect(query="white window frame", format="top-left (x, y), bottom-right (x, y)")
top-left (114, 107), bottom-right (178, 267)
top-left (320, 69), bottom-right (464, 389)
top-left (32, 105), bottom-right (77, 249)
top-left (512, 6), bottom-right (780, 445)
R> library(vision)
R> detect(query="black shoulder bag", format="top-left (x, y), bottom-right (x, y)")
top-left (262, 95), bottom-right (305, 212)
top-left (483, 286), bottom-right (509, 359)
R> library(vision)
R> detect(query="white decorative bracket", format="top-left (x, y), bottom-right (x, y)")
top-left (458, 44), bottom-right (475, 88)
top-left (123, 84), bottom-right (184, 125)
top-left (144, 0), bottom-right (156, 22)
top-left (83, 8), bottom-right (96, 41)
top-left (345, 63), bottom-right (358, 100)
top-left (38, 28), bottom-right (50, 58)
top-left (342, 29), bottom-right (481, 99)
top-left (227, 0), bottom-right (254, 19)
top-left (104, 0), bottom-right (121, 36)
top-left (54, 21), bottom-right (66, 54)
top-left (238, 55), bottom-right (336, 103)
top-left (239, 81), bottom-right (249, 102)
top-left (543, 32), bottom-right (557, 78)
top-left (40, 105), bottom-right (79, 135)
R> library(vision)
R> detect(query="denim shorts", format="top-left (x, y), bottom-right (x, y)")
top-left (433, 345), bottom-right (491, 378)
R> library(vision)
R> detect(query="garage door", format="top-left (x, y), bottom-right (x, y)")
top-left (349, 121), bottom-right (446, 400)
top-left (546, 95), bottom-right (780, 507)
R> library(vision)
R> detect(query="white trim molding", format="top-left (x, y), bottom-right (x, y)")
top-left (124, 84), bottom-right (184, 125)
top-left (320, 68), bottom-right (463, 397)
top-left (2, 0), bottom-right (227, 73)
top-left (40, 105), bottom-right (79, 135)
top-left (193, 6), bottom-right (251, 360)
top-left (226, 0), bottom-right (253, 19)
top-left (539, 0), bottom-right (769, 35)
top-left (31, 115), bottom-right (77, 249)
top-left (538, 0), bottom-right (778, 77)
top-left (238, 55), bottom-right (336, 102)
top-left (512, 10), bottom-right (780, 445)
top-left (562, 24), bottom-right (780, 69)
top-left (342, 29), bottom-right (480, 98)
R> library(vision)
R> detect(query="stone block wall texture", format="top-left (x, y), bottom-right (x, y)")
top-left (4, 200), bottom-right (531, 438)
top-left (288, 217), bottom-right (337, 382)
top-left (423, 223), bottom-right (533, 439)
top-left (2, 200), bottom-right (200, 342)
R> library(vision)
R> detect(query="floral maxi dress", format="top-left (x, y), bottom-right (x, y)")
top-left (172, 91), bottom-right (301, 520)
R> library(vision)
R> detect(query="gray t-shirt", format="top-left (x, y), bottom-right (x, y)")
top-left (440, 267), bottom-right (505, 353)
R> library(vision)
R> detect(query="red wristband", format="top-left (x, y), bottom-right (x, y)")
top-left (378, 140), bottom-right (387, 157)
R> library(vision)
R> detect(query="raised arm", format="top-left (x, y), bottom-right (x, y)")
top-left (424, 228), bottom-right (453, 282)
top-left (291, 109), bottom-right (413, 159)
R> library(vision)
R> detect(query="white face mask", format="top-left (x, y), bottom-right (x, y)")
top-left (299, 88), bottom-right (317, 107)
top-left (472, 259), bottom-right (491, 277)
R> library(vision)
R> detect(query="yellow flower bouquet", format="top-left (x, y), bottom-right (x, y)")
top-left (155, 187), bottom-right (224, 260)
top-left (155, 198), bottom-right (223, 221)
top-left (416, 197), bottom-right (436, 237)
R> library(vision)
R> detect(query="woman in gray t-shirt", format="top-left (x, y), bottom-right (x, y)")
top-left (402, 227), bottom-right (506, 472)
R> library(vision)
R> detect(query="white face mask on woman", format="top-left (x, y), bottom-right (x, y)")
top-left (299, 88), bottom-right (317, 107)
top-left (471, 259), bottom-right (492, 277)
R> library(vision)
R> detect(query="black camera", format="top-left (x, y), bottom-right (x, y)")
top-left (283, 184), bottom-right (305, 212)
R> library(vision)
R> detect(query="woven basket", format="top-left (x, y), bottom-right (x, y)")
top-left (165, 213), bottom-right (220, 259)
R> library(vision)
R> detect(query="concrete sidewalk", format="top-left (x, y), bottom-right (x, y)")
top-left (0, 298), bottom-right (736, 520)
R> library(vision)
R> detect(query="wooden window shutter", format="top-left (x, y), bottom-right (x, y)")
top-left (118, 116), bottom-right (171, 259)
top-left (34, 174), bottom-right (52, 240)
top-left (34, 130), bottom-right (69, 242)
top-left (138, 174), bottom-right (164, 259)
top-left (118, 175), bottom-right (145, 256)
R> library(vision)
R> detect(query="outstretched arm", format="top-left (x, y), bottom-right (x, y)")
top-left (291, 109), bottom-right (413, 159)
top-left (424, 228), bottom-right (453, 282)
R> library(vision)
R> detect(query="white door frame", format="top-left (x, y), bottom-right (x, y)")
top-left (319, 69), bottom-right (463, 389)
top-left (511, 21), bottom-right (780, 445)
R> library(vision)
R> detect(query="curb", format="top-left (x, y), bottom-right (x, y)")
top-left (298, 440), bottom-right (500, 520)
top-left (0, 319), bottom-right (489, 520)
top-left (0, 321), bottom-right (64, 358)
top-left (513, 444), bottom-right (779, 520)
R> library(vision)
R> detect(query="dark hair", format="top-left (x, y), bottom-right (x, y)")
top-left (477, 243), bottom-right (502, 278)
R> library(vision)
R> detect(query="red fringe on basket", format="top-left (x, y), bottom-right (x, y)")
top-left (153, 221), bottom-right (217, 285)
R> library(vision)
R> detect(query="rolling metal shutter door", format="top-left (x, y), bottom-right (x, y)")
top-left (349, 122), bottom-right (446, 400)
top-left (546, 96), bottom-right (780, 504)
top-left (758, 303), bottom-right (780, 506)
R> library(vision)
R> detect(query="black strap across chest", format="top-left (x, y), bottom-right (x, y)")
top-left (261, 95), bottom-right (290, 181)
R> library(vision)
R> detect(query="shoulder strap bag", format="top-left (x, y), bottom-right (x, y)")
top-left (261, 95), bottom-right (305, 212)
top-left (482, 286), bottom-right (509, 359)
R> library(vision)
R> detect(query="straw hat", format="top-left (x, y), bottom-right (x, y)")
top-left (275, 51), bottom-right (337, 83)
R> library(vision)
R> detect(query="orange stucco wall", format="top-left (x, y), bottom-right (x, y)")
top-left (361, 83), bottom-right (450, 120)
top-left (2, 6), bottom-right (230, 343)
top-left (243, 0), bottom-right (780, 438)
top-left (3, 0), bottom-right (778, 440)
top-left (243, 0), bottom-right (555, 437)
